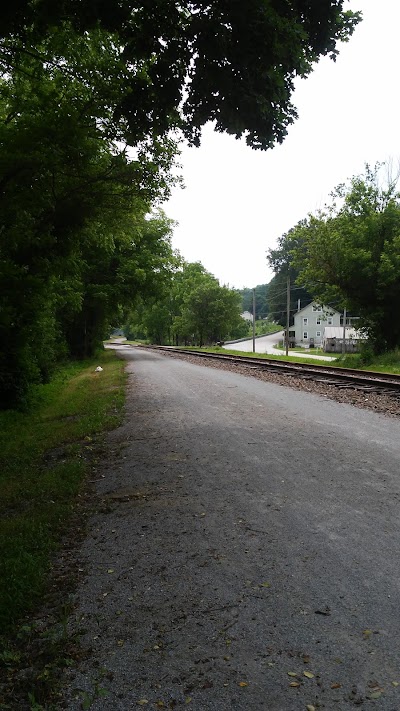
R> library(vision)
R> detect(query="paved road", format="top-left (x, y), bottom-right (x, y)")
top-left (64, 347), bottom-right (400, 710)
top-left (223, 332), bottom-right (336, 361)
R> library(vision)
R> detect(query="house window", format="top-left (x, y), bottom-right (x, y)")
top-left (316, 331), bottom-right (321, 338)
top-left (303, 331), bottom-right (308, 340)
top-left (303, 317), bottom-right (308, 326)
top-left (289, 330), bottom-right (295, 337)
top-left (327, 316), bottom-right (333, 325)
top-left (312, 305), bottom-right (322, 312)
top-left (316, 317), bottom-right (321, 325)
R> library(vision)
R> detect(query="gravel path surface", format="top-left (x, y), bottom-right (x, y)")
top-left (156, 348), bottom-right (400, 419)
top-left (62, 347), bottom-right (400, 710)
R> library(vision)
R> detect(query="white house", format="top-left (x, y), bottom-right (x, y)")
top-left (289, 302), bottom-right (341, 347)
top-left (240, 310), bottom-right (254, 323)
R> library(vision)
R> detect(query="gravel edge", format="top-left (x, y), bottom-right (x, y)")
top-left (154, 350), bottom-right (400, 419)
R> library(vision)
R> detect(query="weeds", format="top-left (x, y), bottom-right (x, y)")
top-left (335, 347), bottom-right (400, 374)
top-left (0, 349), bottom-right (126, 709)
top-left (184, 344), bottom-right (400, 374)
top-left (79, 674), bottom-right (110, 710)
top-left (0, 350), bottom-right (125, 630)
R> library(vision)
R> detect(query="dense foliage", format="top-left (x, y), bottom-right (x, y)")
top-left (239, 284), bottom-right (270, 321)
top-left (0, 2), bottom-right (360, 149)
top-left (268, 165), bottom-right (400, 352)
top-left (0, 2), bottom-right (360, 406)
top-left (126, 261), bottom-right (249, 346)
top-left (266, 272), bottom-right (312, 326)
top-left (0, 28), bottom-right (178, 407)
top-left (266, 227), bottom-right (313, 324)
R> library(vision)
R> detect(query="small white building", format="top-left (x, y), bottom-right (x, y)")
top-left (241, 310), bottom-right (254, 323)
top-left (323, 326), bottom-right (365, 353)
top-left (289, 302), bottom-right (341, 347)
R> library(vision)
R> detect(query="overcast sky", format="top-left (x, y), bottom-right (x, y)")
top-left (162, 0), bottom-right (400, 289)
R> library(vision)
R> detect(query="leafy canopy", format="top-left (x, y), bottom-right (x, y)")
top-left (0, 1), bottom-right (361, 149)
top-left (267, 226), bottom-right (313, 324)
top-left (0, 2), bottom-right (362, 406)
top-left (126, 261), bottom-right (248, 346)
top-left (272, 165), bottom-right (400, 352)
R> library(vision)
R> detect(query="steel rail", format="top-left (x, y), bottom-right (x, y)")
top-left (144, 345), bottom-right (400, 395)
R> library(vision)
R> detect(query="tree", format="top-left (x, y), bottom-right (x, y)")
top-left (267, 226), bottom-right (313, 325)
top-left (288, 165), bottom-right (400, 353)
top-left (62, 210), bottom-right (178, 358)
top-left (169, 263), bottom-right (247, 345)
top-left (240, 284), bottom-right (270, 320)
top-left (0, 2), bottom-right (362, 405)
top-left (126, 261), bottom-right (247, 346)
top-left (183, 280), bottom-right (245, 346)
top-left (0, 47), bottom-right (177, 404)
top-left (0, 28), bottom-right (180, 405)
top-left (1, 2), bottom-right (361, 150)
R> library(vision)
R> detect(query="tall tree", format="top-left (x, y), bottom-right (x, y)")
top-left (126, 261), bottom-right (248, 346)
top-left (267, 225), bottom-right (313, 324)
top-left (286, 165), bottom-right (400, 352)
top-left (62, 210), bottom-right (178, 358)
top-left (0, 41), bottom-right (177, 404)
top-left (0, 2), bottom-right (362, 405)
top-left (1, 2), bottom-right (361, 150)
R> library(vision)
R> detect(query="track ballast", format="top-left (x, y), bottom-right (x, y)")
top-left (147, 346), bottom-right (400, 399)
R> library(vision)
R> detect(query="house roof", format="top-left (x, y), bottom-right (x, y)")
top-left (295, 301), bottom-right (341, 317)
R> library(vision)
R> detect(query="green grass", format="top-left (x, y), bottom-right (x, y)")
top-left (176, 345), bottom-right (400, 374)
top-left (176, 345), bottom-right (337, 365)
top-left (272, 341), bottom-right (327, 356)
top-left (335, 348), bottom-right (400, 374)
top-left (245, 320), bottom-right (283, 337)
top-left (288, 347), bottom-right (326, 355)
top-left (0, 349), bottom-right (126, 632)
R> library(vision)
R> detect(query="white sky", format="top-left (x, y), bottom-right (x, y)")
top-left (162, 0), bottom-right (400, 289)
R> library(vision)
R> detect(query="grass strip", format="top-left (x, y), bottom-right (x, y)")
top-left (334, 349), bottom-right (400, 374)
top-left (173, 345), bottom-right (338, 366)
top-left (172, 345), bottom-right (400, 374)
top-left (0, 349), bottom-right (126, 633)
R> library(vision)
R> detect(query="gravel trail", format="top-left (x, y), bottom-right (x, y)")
top-left (155, 348), bottom-right (400, 419)
top-left (62, 347), bottom-right (400, 710)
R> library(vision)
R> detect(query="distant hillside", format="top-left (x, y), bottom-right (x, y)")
top-left (238, 284), bottom-right (269, 320)
top-left (238, 278), bottom-right (313, 326)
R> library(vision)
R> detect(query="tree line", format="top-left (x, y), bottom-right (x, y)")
top-left (126, 261), bottom-right (249, 346)
top-left (0, 1), bottom-right (359, 407)
top-left (267, 164), bottom-right (400, 354)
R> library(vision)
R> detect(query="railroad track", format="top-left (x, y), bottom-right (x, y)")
top-left (143, 345), bottom-right (400, 398)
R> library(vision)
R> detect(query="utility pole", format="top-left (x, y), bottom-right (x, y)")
top-left (286, 274), bottom-right (290, 357)
top-left (342, 307), bottom-right (347, 354)
top-left (252, 288), bottom-right (256, 353)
